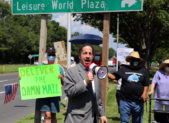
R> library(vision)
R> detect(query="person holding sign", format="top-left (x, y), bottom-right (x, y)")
top-left (108, 51), bottom-right (149, 123)
top-left (36, 47), bottom-right (64, 123)
top-left (64, 44), bottom-right (107, 123)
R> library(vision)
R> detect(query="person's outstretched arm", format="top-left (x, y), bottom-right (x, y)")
top-left (149, 83), bottom-right (155, 95)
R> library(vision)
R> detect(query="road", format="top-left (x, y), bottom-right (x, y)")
top-left (0, 73), bottom-right (35, 123)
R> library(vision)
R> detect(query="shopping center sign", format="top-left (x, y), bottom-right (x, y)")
top-left (12, 0), bottom-right (143, 14)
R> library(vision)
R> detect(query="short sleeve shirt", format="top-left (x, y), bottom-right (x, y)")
top-left (152, 70), bottom-right (169, 105)
top-left (113, 65), bottom-right (149, 102)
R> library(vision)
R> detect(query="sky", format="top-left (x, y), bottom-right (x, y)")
top-left (52, 13), bottom-right (126, 50)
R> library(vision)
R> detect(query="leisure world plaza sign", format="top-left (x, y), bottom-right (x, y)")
top-left (12, 0), bottom-right (143, 14)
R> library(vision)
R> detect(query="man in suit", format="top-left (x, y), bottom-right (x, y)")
top-left (64, 44), bottom-right (107, 123)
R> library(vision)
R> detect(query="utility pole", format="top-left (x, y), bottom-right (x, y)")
top-left (67, 13), bottom-right (71, 68)
top-left (35, 14), bottom-right (48, 123)
top-left (101, 13), bottom-right (110, 113)
top-left (38, 15), bottom-right (48, 64)
top-left (116, 14), bottom-right (119, 71)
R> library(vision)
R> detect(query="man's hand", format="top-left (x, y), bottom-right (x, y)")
top-left (141, 93), bottom-right (148, 102)
top-left (100, 116), bottom-right (107, 123)
top-left (85, 72), bottom-right (94, 84)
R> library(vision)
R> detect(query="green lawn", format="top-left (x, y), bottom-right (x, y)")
top-left (0, 64), bottom-right (32, 74)
top-left (15, 83), bottom-right (154, 123)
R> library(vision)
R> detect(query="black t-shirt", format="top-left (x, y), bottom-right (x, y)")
top-left (113, 65), bottom-right (149, 102)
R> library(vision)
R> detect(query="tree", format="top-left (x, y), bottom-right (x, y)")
top-left (74, 0), bottom-right (169, 68)
top-left (0, 2), bottom-right (67, 64)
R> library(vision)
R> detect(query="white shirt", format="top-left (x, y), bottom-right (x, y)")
top-left (79, 63), bottom-right (95, 94)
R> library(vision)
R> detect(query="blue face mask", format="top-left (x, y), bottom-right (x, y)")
top-left (168, 67), bottom-right (169, 72)
top-left (132, 61), bottom-right (139, 67)
top-left (48, 56), bottom-right (55, 62)
top-left (94, 56), bottom-right (100, 61)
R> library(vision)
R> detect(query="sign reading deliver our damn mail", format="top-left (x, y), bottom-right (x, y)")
top-left (18, 64), bottom-right (62, 100)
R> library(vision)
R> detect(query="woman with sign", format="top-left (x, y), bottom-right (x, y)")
top-left (36, 47), bottom-right (64, 123)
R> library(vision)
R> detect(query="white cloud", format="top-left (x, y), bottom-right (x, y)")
top-left (52, 13), bottom-right (125, 50)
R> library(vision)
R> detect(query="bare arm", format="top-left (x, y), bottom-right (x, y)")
top-left (108, 73), bottom-right (118, 83)
top-left (141, 86), bottom-right (149, 102)
top-left (149, 83), bottom-right (156, 95)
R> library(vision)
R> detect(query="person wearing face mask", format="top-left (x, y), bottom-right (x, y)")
top-left (108, 51), bottom-right (149, 123)
top-left (35, 47), bottom-right (64, 123)
top-left (149, 59), bottom-right (169, 122)
top-left (93, 51), bottom-right (102, 66)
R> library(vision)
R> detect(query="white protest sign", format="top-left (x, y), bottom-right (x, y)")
top-left (54, 41), bottom-right (67, 66)
top-left (117, 48), bottom-right (134, 65)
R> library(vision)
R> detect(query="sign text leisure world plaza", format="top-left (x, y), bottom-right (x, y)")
top-left (13, 0), bottom-right (143, 14)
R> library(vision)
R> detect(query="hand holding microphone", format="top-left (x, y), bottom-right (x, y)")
top-left (85, 71), bottom-right (94, 84)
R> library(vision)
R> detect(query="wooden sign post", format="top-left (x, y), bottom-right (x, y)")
top-left (38, 15), bottom-right (48, 64)
top-left (101, 13), bottom-right (110, 113)
top-left (35, 14), bottom-right (48, 123)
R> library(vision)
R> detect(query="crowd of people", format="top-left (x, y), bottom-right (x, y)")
top-left (33, 44), bottom-right (169, 123)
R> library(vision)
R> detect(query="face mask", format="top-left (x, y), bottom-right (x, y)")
top-left (168, 67), bottom-right (169, 72)
top-left (48, 56), bottom-right (55, 61)
top-left (131, 61), bottom-right (139, 67)
top-left (94, 56), bottom-right (100, 61)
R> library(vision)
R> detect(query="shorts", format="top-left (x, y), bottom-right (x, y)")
top-left (36, 97), bottom-right (61, 113)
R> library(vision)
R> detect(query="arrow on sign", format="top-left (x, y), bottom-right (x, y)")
top-left (121, 0), bottom-right (137, 8)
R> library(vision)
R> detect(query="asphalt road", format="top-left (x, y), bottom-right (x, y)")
top-left (0, 73), bottom-right (35, 123)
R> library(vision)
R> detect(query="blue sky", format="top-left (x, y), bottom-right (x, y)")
top-left (52, 13), bottom-right (126, 50)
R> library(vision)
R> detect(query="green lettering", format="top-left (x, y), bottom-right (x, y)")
top-left (20, 69), bottom-right (26, 77)
top-left (49, 66), bottom-right (54, 73)
top-left (22, 87), bottom-right (26, 96)
top-left (27, 86), bottom-right (31, 95)
top-left (35, 86), bottom-right (40, 95)
top-left (48, 84), bottom-right (52, 94)
top-left (40, 66), bottom-right (45, 75)
top-left (42, 84), bottom-right (53, 94)
top-left (42, 85), bottom-right (48, 94)
top-left (30, 68), bottom-right (34, 76)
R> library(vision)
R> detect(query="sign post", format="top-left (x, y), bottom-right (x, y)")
top-left (28, 54), bottom-right (32, 64)
top-left (38, 15), bottom-right (47, 65)
top-left (101, 13), bottom-right (110, 112)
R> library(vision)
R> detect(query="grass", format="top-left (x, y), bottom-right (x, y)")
top-left (15, 83), bottom-right (155, 123)
top-left (0, 64), bottom-right (32, 74)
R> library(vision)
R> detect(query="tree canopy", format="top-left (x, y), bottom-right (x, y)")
top-left (0, 2), bottom-right (67, 64)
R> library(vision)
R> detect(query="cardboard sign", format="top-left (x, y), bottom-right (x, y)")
top-left (18, 64), bottom-right (62, 100)
top-left (54, 41), bottom-right (67, 66)
top-left (117, 48), bottom-right (134, 65)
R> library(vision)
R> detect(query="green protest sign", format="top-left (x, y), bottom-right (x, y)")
top-left (18, 64), bottom-right (62, 100)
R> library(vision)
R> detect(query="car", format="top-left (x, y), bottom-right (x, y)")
top-left (108, 60), bottom-right (113, 66)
